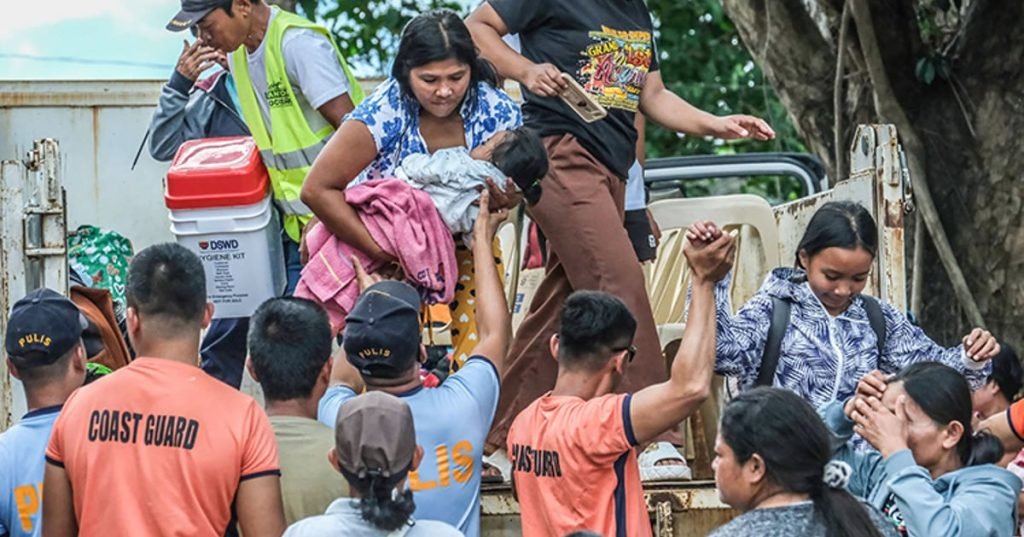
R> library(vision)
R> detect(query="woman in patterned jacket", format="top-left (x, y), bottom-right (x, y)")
top-left (687, 201), bottom-right (1000, 409)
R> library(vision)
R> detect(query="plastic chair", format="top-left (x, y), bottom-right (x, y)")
top-left (645, 194), bottom-right (779, 478)
top-left (646, 194), bottom-right (779, 334)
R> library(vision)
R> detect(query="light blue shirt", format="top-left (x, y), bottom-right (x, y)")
top-left (319, 357), bottom-right (500, 537)
top-left (0, 405), bottom-right (62, 537)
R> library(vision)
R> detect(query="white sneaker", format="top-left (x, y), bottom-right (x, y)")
top-left (638, 441), bottom-right (693, 482)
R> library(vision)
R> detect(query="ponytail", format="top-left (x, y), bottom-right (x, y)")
top-left (352, 472), bottom-right (416, 532)
top-left (966, 431), bottom-right (1005, 466)
top-left (811, 462), bottom-right (884, 537)
top-left (721, 389), bottom-right (884, 537)
top-left (893, 362), bottom-right (1004, 467)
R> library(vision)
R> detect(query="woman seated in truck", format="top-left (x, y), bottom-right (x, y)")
top-left (823, 362), bottom-right (1019, 536)
top-left (710, 387), bottom-right (896, 537)
top-left (688, 201), bottom-right (999, 409)
top-left (301, 9), bottom-right (523, 371)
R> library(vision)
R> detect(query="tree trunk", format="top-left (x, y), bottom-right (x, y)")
top-left (721, 0), bottom-right (1024, 345)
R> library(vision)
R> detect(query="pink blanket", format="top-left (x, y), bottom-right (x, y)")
top-left (295, 179), bottom-right (457, 332)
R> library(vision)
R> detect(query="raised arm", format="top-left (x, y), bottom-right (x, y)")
top-left (300, 120), bottom-right (392, 262)
top-left (979, 403), bottom-right (1024, 454)
top-left (877, 302), bottom-right (994, 389)
top-left (681, 222), bottom-right (773, 383)
top-left (465, 2), bottom-right (568, 97)
top-left (235, 475), bottom-right (286, 537)
top-left (639, 71), bottom-right (774, 141)
top-left (148, 42), bottom-right (222, 161)
top-left (469, 191), bottom-right (512, 375)
top-left (819, 399), bottom-right (888, 500)
top-left (42, 463), bottom-right (77, 537)
top-left (316, 94), bottom-right (356, 129)
top-left (630, 231), bottom-right (735, 444)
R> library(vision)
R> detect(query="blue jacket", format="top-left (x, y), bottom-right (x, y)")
top-left (147, 69), bottom-right (249, 162)
top-left (713, 267), bottom-right (990, 409)
top-left (823, 400), bottom-right (1020, 537)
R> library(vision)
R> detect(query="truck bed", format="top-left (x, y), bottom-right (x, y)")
top-left (481, 480), bottom-right (737, 536)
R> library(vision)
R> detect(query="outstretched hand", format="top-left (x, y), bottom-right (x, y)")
top-left (963, 328), bottom-right (999, 362)
top-left (483, 177), bottom-right (523, 211)
top-left (684, 224), bottom-right (735, 284)
top-left (474, 190), bottom-right (508, 243)
top-left (851, 395), bottom-right (910, 458)
top-left (709, 115), bottom-right (776, 141)
top-left (351, 256), bottom-right (403, 293)
top-left (685, 220), bottom-right (724, 247)
top-left (351, 256), bottom-right (382, 293)
top-left (521, 62), bottom-right (569, 97)
top-left (844, 370), bottom-right (890, 417)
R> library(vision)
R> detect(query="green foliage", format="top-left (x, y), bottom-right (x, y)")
top-left (915, 55), bottom-right (952, 84)
top-left (304, 0), bottom-right (808, 201)
top-left (642, 0), bottom-right (804, 160)
top-left (296, 0), bottom-right (462, 75)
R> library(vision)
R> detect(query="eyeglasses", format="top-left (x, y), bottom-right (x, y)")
top-left (611, 344), bottom-right (637, 363)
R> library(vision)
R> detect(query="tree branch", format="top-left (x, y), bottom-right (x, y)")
top-left (849, 0), bottom-right (985, 327)
top-left (833, 0), bottom-right (851, 181)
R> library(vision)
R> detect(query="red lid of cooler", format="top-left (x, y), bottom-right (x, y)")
top-left (165, 136), bottom-right (271, 210)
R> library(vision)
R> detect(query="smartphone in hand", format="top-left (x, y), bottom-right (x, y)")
top-left (558, 73), bottom-right (607, 123)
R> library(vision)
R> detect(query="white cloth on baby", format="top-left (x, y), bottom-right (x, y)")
top-left (395, 147), bottom-right (507, 243)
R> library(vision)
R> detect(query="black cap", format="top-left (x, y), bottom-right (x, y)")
top-left (166, 0), bottom-right (223, 32)
top-left (343, 281), bottom-right (422, 380)
top-left (5, 288), bottom-right (87, 367)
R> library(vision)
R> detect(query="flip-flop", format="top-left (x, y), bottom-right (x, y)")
top-left (638, 441), bottom-right (692, 482)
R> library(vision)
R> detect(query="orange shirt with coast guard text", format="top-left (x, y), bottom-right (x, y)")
top-left (45, 358), bottom-right (280, 537)
top-left (508, 392), bottom-right (652, 537)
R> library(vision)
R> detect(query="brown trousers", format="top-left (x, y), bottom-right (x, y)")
top-left (486, 134), bottom-right (667, 452)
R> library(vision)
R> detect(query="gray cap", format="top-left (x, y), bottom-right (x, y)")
top-left (166, 0), bottom-right (223, 32)
top-left (335, 391), bottom-right (417, 486)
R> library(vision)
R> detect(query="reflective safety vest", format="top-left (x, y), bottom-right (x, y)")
top-left (231, 6), bottom-right (364, 242)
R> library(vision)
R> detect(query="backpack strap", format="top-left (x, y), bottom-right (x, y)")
top-left (757, 297), bottom-right (792, 387)
top-left (862, 295), bottom-right (887, 357)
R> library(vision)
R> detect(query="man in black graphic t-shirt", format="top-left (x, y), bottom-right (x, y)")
top-left (467, 0), bottom-right (775, 458)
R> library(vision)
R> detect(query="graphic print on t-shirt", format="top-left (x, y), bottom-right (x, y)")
top-left (575, 26), bottom-right (654, 113)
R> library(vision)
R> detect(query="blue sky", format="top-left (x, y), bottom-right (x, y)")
top-left (0, 0), bottom-right (192, 79)
top-left (0, 0), bottom-right (478, 80)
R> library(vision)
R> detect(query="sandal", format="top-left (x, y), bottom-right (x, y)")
top-left (638, 441), bottom-right (692, 482)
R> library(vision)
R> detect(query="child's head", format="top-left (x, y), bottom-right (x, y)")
top-left (974, 343), bottom-right (1023, 419)
top-left (481, 127), bottom-right (548, 205)
top-left (795, 201), bottom-right (877, 313)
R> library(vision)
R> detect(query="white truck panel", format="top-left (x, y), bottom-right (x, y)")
top-left (1, 81), bottom-right (174, 251)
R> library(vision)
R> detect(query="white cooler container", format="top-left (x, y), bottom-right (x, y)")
top-left (165, 137), bottom-right (286, 318)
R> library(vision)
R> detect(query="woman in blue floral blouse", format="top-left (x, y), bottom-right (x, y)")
top-left (302, 9), bottom-right (523, 370)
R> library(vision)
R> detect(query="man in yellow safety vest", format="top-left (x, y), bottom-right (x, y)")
top-left (165, 0), bottom-right (364, 389)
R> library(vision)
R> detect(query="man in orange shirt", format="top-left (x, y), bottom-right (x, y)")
top-left (507, 226), bottom-right (734, 537)
top-left (43, 243), bottom-right (286, 537)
